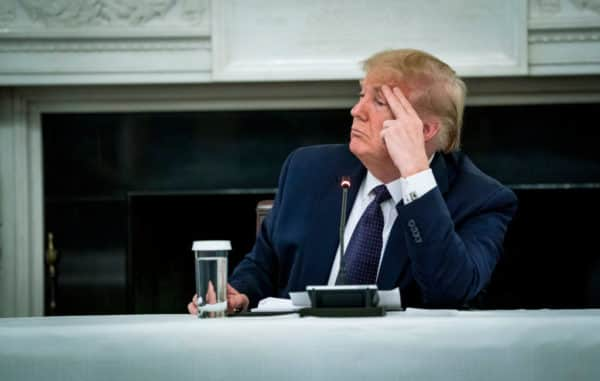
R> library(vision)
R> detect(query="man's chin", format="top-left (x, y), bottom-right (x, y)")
top-left (350, 140), bottom-right (390, 164)
top-left (349, 139), bottom-right (360, 155)
top-left (349, 139), bottom-right (368, 158)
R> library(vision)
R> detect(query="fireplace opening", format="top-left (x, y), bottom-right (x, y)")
top-left (42, 103), bottom-right (600, 314)
top-left (43, 109), bottom-right (349, 315)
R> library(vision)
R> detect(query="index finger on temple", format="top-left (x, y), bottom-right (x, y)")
top-left (391, 86), bottom-right (419, 118)
top-left (381, 85), bottom-right (407, 119)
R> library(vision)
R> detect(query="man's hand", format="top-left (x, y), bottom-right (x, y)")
top-left (380, 85), bottom-right (430, 177)
top-left (226, 284), bottom-right (250, 314)
top-left (187, 294), bottom-right (199, 315)
top-left (187, 283), bottom-right (249, 315)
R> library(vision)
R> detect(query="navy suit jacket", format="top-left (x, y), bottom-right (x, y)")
top-left (230, 144), bottom-right (517, 308)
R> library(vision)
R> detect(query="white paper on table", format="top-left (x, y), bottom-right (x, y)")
top-left (252, 288), bottom-right (401, 312)
top-left (377, 288), bottom-right (402, 308)
top-left (290, 291), bottom-right (311, 307)
top-left (250, 297), bottom-right (304, 312)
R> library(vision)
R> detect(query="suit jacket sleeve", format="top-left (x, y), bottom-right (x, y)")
top-left (228, 150), bottom-right (296, 307)
top-left (395, 184), bottom-right (517, 306)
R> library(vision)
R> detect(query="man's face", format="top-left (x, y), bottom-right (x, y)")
top-left (349, 75), bottom-right (398, 163)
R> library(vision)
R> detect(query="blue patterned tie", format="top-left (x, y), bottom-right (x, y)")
top-left (337, 184), bottom-right (391, 285)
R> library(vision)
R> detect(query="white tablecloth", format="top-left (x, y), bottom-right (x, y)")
top-left (1, 309), bottom-right (599, 381)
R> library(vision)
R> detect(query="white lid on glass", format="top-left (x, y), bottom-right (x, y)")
top-left (192, 240), bottom-right (232, 251)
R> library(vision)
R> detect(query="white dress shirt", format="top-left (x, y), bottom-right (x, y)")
top-left (327, 161), bottom-right (437, 285)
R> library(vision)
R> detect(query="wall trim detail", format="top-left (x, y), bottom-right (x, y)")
top-left (529, 30), bottom-right (600, 43)
top-left (0, 89), bottom-right (44, 317)
top-left (0, 38), bottom-right (208, 53)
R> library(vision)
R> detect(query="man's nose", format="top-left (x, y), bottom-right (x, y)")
top-left (351, 98), bottom-right (365, 119)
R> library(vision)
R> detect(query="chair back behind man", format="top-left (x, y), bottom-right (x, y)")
top-left (256, 200), bottom-right (273, 235)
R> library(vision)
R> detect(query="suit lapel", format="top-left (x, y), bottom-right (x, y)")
top-left (301, 157), bottom-right (366, 286)
top-left (430, 153), bottom-right (450, 195)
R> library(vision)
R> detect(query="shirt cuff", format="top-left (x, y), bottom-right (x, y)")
top-left (400, 169), bottom-right (437, 204)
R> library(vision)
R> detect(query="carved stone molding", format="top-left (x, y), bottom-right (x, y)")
top-left (530, 0), bottom-right (600, 28)
top-left (0, 1), bottom-right (16, 25)
top-left (0, 0), bottom-right (211, 84)
top-left (19, 0), bottom-right (175, 27)
top-left (532, 0), bottom-right (600, 15)
top-left (571, 0), bottom-right (600, 14)
top-left (535, 0), bottom-right (562, 14)
top-left (0, 0), bottom-right (209, 29)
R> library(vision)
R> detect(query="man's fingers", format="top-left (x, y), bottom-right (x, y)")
top-left (188, 294), bottom-right (198, 315)
top-left (205, 281), bottom-right (217, 304)
top-left (227, 292), bottom-right (250, 313)
top-left (227, 295), bottom-right (241, 313)
top-left (227, 284), bottom-right (237, 295)
top-left (381, 85), bottom-right (419, 121)
top-left (227, 282), bottom-right (249, 312)
top-left (380, 120), bottom-right (392, 143)
top-left (382, 120), bottom-right (396, 129)
top-left (381, 85), bottom-right (407, 119)
top-left (391, 86), bottom-right (419, 118)
top-left (187, 301), bottom-right (198, 315)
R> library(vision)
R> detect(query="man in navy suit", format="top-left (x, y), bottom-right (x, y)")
top-left (188, 49), bottom-right (517, 313)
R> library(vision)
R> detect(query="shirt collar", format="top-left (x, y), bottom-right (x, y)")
top-left (364, 172), bottom-right (402, 205)
top-left (364, 153), bottom-right (436, 205)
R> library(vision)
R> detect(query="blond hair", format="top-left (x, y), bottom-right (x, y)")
top-left (363, 49), bottom-right (466, 152)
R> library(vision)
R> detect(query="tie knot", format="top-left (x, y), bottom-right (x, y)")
top-left (371, 185), bottom-right (391, 204)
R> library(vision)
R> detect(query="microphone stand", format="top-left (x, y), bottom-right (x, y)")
top-left (302, 176), bottom-right (385, 317)
top-left (337, 176), bottom-right (350, 285)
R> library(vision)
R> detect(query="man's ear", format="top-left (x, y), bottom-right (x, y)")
top-left (422, 118), bottom-right (441, 142)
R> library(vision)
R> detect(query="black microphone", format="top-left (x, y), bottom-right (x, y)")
top-left (304, 176), bottom-right (382, 315)
top-left (337, 176), bottom-right (351, 285)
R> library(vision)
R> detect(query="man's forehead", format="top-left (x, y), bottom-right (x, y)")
top-left (361, 71), bottom-right (404, 88)
top-left (358, 80), bottom-right (385, 91)
top-left (359, 79), bottom-right (381, 89)
top-left (359, 79), bottom-right (403, 94)
top-left (360, 75), bottom-right (415, 99)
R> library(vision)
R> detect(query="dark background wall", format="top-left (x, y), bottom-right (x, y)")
top-left (42, 104), bottom-right (600, 314)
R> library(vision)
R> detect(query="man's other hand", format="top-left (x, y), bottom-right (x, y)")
top-left (187, 284), bottom-right (249, 315)
top-left (226, 284), bottom-right (250, 313)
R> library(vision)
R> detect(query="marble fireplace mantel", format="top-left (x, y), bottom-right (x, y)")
top-left (0, 0), bottom-right (599, 85)
top-left (1, 0), bottom-right (600, 317)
